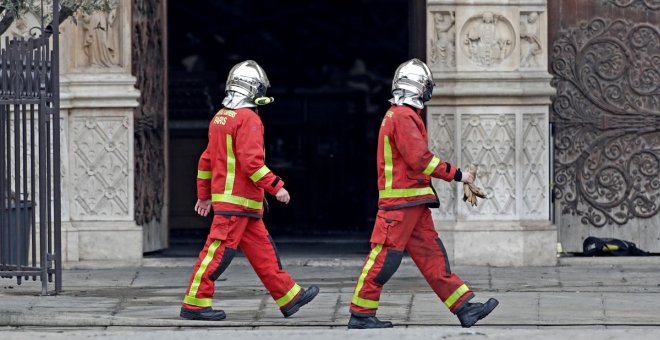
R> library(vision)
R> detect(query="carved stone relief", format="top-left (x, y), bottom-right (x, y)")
top-left (80, 2), bottom-right (120, 67)
top-left (520, 12), bottom-right (543, 68)
top-left (461, 12), bottom-right (515, 67)
top-left (551, 18), bottom-right (660, 227)
top-left (430, 11), bottom-right (456, 70)
top-left (461, 114), bottom-right (516, 216)
top-left (71, 115), bottom-right (131, 219)
top-left (428, 113), bottom-right (456, 220)
top-left (522, 114), bottom-right (547, 217)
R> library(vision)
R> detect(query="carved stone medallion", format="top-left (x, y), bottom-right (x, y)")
top-left (461, 12), bottom-right (515, 67)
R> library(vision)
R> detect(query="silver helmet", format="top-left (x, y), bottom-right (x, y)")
top-left (226, 60), bottom-right (270, 99)
top-left (391, 58), bottom-right (434, 103)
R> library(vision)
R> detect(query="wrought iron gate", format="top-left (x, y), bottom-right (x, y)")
top-left (549, 1), bottom-right (660, 253)
top-left (0, 2), bottom-right (61, 294)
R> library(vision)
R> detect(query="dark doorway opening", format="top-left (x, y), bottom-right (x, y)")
top-left (167, 0), bottom-right (414, 247)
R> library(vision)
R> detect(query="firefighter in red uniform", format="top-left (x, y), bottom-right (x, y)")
top-left (348, 59), bottom-right (499, 329)
top-left (180, 60), bottom-right (319, 321)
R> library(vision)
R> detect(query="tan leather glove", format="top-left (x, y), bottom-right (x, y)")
top-left (462, 164), bottom-right (487, 207)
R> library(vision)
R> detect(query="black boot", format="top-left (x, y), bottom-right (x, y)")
top-left (281, 285), bottom-right (320, 318)
top-left (455, 298), bottom-right (499, 328)
top-left (347, 314), bottom-right (394, 329)
top-left (180, 306), bottom-right (226, 321)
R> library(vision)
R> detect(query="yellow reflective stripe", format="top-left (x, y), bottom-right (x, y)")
top-left (383, 136), bottom-right (393, 189)
top-left (225, 134), bottom-right (235, 194)
top-left (423, 156), bottom-right (441, 176)
top-left (183, 295), bottom-right (212, 307)
top-left (249, 165), bottom-right (271, 182)
top-left (378, 187), bottom-right (435, 199)
top-left (444, 284), bottom-right (470, 309)
top-left (275, 283), bottom-right (302, 307)
top-left (212, 193), bottom-right (263, 210)
top-left (184, 240), bottom-right (222, 306)
top-left (197, 170), bottom-right (212, 180)
top-left (352, 296), bottom-right (380, 309)
top-left (352, 244), bottom-right (383, 309)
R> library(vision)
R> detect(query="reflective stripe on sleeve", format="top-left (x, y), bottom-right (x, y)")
top-left (423, 156), bottom-right (441, 176)
top-left (225, 134), bottom-right (235, 194)
top-left (351, 244), bottom-right (383, 309)
top-left (443, 283), bottom-right (470, 309)
top-left (183, 240), bottom-right (222, 307)
top-left (275, 283), bottom-right (302, 307)
top-left (383, 136), bottom-right (393, 189)
top-left (197, 170), bottom-right (212, 180)
top-left (249, 165), bottom-right (271, 182)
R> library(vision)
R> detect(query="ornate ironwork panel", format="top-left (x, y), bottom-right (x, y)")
top-left (551, 18), bottom-right (660, 228)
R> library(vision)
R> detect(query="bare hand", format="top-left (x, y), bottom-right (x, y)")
top-left (461, 172), bottom-right (474, 184)
top-left (194, 199), bottom-right (212, 217)
top-left (275, 188), bottom-right (290, 205)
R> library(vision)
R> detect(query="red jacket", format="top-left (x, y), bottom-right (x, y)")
top-left (197, 107), bottom-right (285, 218)
top-left (377, 104), bottom-right (461, 210)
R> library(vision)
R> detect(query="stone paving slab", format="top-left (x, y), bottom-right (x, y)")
top-left (3, 259), bottom-right (660, 328)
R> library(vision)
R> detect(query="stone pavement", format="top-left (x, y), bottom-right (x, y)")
top-left (2, 253), bottom-right (660, 338)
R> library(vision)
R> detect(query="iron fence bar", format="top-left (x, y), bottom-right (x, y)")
top-left (30, 103), bottom-right (36, 280)
top-left (4, 95), bottom-right (11, 271)
top-left (0, 100), bottom-right (42, 105)
top-left (38, 37), bottom-right (48, 295)
top-left (46, 99), bottom-right (52, 283)
top-left (21, 102), bottom-right (28, 281)
top-left (0, 104), bottom-right (5, 268)
top-left (14, 99), bottom-right (22, 285)
top-left (52, 0), bottom-right (62, 292)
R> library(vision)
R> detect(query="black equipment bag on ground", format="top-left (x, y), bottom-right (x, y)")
top-left (583, 236), bottom-right (649, 256)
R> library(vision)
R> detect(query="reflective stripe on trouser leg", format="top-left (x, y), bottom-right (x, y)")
top-left (351, 244), bottom-right (384, 309)
top-left (443, 284), bottom-right (470, 309)
top-left (183, 240), bottom-right (222, 307)
top-left (275, 283), bottom-right (302, 307)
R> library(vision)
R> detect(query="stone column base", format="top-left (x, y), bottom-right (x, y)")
top-left (436, 221), bottom-right (557, 266)
top-left (66, 221), bottom-right (143, 263)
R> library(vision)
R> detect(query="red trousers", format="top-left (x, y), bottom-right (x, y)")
top-left (182, 215), bottom-right (301, 310)
top-left (350, 205), bottom-right (473, 316)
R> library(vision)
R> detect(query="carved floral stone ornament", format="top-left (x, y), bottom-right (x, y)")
top-left (461, 12), bottom-right (515, 67)
top-left (551, 18), bottom-right (660, 227)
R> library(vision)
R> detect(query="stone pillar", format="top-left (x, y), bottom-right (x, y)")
top-left (426, 0), bottom-right (556, 266)
top-left (58, 0), bottom-right (142, 263)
